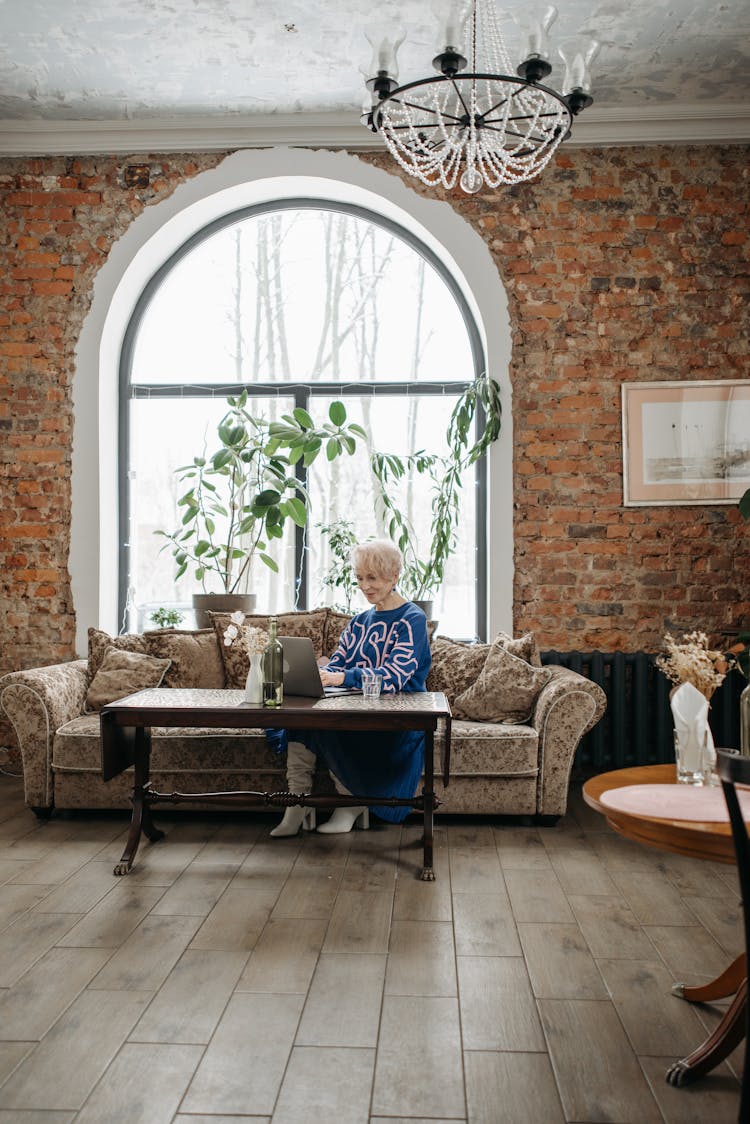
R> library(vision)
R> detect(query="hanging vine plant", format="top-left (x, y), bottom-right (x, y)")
top-left (370, 371), bottom-right (502, 600)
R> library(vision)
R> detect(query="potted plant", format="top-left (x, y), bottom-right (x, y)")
top-left (317, 519), bottom-right (364, 613)
top-left (157, 391), bottom-right (365, 626)
top-left (148, 607), bottom-right (184, 630)
top-left (370, 372), bottom-right (502, 616)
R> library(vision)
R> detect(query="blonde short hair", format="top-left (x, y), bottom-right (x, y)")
top-left (351, 539), bottom-right (403, 580)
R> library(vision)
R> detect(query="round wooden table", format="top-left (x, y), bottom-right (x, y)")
top-left (583, 762), bottom-right (737, 864)
top-left (583, 763), bottom-right (747, 1090)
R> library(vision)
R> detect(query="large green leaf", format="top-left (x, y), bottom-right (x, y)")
top-left (329, 400), bottom-right (346, 426)
top-left (326, 437), bottom-right (340, 461)
top-left (255, 489), bottom-right (281, 507)
top-left (293, 407), bottom-right (314, 429)
top-left (285, 496), bottom-right (308, 526)
top-left (212, 449), bottom-right (233, 470)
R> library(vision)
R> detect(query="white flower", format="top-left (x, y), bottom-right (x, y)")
top-left (223, 618), bottom-right (242, 647)
top-left (229, 610), bottom-right (245, 625)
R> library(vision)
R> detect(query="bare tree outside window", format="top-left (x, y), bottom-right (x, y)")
top-left (123, 204), bottom-right (481, 636)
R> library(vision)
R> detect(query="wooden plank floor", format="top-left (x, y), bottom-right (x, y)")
top-left (0, 772), bottom-right (742, 1122)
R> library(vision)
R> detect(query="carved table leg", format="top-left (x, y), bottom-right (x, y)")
top-left (665, 976), bottom-right (747, 1086)
top-left (420, 728), bottom-right (436, 881)
top-left (671, 952), bottom-right (746, 1003)
top-left (114, 726), bottom-right (163, 875)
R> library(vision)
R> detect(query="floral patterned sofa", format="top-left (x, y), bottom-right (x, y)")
top-left (0, 608), bottom-right (605, 821)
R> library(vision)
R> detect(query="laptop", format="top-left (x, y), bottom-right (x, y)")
top-left (279, 636), bottom-right (360, 698)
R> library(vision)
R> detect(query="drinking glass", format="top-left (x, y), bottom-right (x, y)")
top-left (674, 729), bottom-right (705, 785)
top-left (362, 669), bottom-right (383, 700)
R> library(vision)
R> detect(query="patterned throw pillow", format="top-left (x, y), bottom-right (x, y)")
top-left (144, 629), bottom-right (225, 689)
top-left (496, 631), bottom-right (542, 668)
top-left (87, 627), bottom-right (148, 679)
top-left (84, 647), bottom-right (171, 712)
top-left (212, 620), bottom-right (269, 689)
top-left (324, 610), bottom-right (352, 657)
top-left (452, 637), bottom-right (552, 723)
top-left (87, 627), bottom-right (225, 689)
top-left (426, 637), bottom-right (491, 706)
top-left (210, 611), bottom-right (330, 687)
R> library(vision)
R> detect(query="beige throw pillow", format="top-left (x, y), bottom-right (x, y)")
top-left (84, 647), bottom-right (171, 712)
top-left (496, 631), bottom-right (542, 668)
top-left (210, 609), bottom-right (330, 687)
top-left (453, 638), bottom-right (552, 723)
top-left (144, 629), bottom-right (225, 689)
top-left (87, 627), bottom-right (225, 689)
top-left (426, 637), bottom-right (491, 706)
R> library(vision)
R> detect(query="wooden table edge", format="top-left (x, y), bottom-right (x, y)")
top-left (582, 763), bottom-right (737, 864)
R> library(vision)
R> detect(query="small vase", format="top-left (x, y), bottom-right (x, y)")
top-left (244, 654), bottom-right (264, 706)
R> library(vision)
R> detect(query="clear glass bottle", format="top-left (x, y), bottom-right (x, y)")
top-left (262, 616), bottom-right (284, 708)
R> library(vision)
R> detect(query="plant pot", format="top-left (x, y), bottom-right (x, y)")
top-left (412, 599), bottom-right (434, 620)
top-left (192, 593), bottom-right (257, 630)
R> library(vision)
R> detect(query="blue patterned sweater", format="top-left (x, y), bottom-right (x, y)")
top-left (325, 601), bottom-right (431, 692)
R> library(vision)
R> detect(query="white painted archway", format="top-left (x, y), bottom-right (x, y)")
top-left (72, 147), bottom-right (513, 655)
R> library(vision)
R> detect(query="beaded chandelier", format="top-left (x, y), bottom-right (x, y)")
top-left (362, 1), bottom-right (600, 194)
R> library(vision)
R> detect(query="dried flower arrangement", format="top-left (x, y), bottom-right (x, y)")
top-left (222, 611), bottom-right (267, 656)
top-left (656, 630), bottom-right (737, 701)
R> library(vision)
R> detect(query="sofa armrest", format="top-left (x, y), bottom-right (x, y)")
top-left (0, 660), bottom-right (88, 811)
top-left (530, 666), bottom-right (606, 816)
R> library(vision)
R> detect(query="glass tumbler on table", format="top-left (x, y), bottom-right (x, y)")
top-left (362, 669), bottom-right (383, 700)
top-left (674, 729), bottom-right (706, 785)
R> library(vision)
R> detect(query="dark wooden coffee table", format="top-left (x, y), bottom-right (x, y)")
top-left (584, 763), bottom-right (747, 1090)
top-left (100, 688), bottom-right (452, 882)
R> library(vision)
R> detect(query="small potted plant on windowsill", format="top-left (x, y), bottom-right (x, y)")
top-left (156, 391), bottom-right (365, 626)
top-left (371, 372), bottom-right (502, 619)
top-left (148, 607), bottom-right (184, 630)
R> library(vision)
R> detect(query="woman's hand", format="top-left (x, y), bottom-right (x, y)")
top-left (320, 669), bottom-right (346, 687)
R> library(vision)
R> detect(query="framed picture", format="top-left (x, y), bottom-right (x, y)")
top-left (622, 380), bottom-right (750, 506)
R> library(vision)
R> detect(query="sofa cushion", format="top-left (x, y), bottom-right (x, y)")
top-left (53, 714), bottom-right (275, 772)
top-left (426, 637), bottom-right (490, 705)
top-left (53, 714), bottom-right (538, 779)
top-left (143, 629), bottom-right (226, 689)
top-left (453, 638), bottom-right (553, 723)
top-left (210, 609), bottom-right (330, 687)
top-left (88, 627), bottom-right (148, 678)
top-left (324, 610), bottom-right (353, 657)
top-left (87, 627), bottom-right (225, 690)
top-left (435, 720), bottom-right (539, 776)
top-left (496, 631), bottom-right (542, 668)
top-left (83, 648), bottom-right (171, 713)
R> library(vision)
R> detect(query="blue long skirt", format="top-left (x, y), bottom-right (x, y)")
top-left (266, 727), bottom-right (424, 824)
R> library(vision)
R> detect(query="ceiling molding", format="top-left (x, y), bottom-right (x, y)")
top-left (1, 104), bottom-right (748, 157)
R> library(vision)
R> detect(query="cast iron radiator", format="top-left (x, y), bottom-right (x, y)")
top-left (539, 650), bottom-right (745, 773)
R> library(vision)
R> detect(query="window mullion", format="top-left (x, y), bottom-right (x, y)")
top-left (294, 386), bottom-right (310, 609)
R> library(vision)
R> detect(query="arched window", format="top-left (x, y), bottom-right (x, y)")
top-left (121, 199), bottom-right (486, 637)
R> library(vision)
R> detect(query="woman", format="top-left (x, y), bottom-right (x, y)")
top-left (270, 539), bottom-right (431, 836)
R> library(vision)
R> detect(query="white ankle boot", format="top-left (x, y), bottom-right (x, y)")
top-left (317, 806), bottom-right (370, 834)
top-left (270, 806), bottom-right (316, 837)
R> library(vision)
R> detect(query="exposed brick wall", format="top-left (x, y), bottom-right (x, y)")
top-left (362, 146), bottom-right (750, 651)
top-left (0, 144), bottom-right (748, 729)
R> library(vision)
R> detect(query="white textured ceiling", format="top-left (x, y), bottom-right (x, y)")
top-left (0, 0), bottom-right (748, 149)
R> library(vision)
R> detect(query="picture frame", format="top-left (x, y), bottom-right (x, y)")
top-left (622, 380), bottom-right (750, 506)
